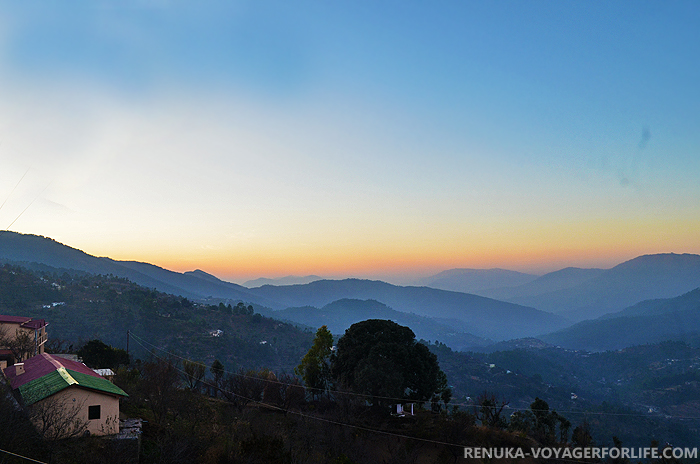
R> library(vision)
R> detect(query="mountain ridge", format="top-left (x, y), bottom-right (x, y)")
top-left (539, 287), bottom-right (700, 351)
top-left (415, 268), bottom-right (538, 294)
top-left (0, 231), bottom-right (567, 341)
top-left (245, 278), bottom-right (569, 340)
top-left (271, 298), bottom-right (490, 351)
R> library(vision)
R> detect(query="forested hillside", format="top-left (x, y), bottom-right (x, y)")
top-left (0, 264), bottom-right (312, 372)
top-left (2, 263), bottom-right (699, 452)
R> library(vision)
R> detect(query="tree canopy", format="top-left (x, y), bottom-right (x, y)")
top-left (331, 319), bottom-right (448, 405)
top-left (77, 339), bottom-right (129, 369)
top-left (296, 325), bottom-right (333, 396)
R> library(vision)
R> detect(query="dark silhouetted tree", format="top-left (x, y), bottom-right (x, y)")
top-left (182, 359), bottom-right (206, 392)
top-left (78, 339), bottom-right (129, 369)
top-left (331, 319), bottom-right (448, 406)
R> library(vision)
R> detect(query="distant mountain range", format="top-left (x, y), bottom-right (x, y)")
top-left (243, 275), bottom-right (323, 287)
top-left (0, 232), bottom-right (565, 342)
top-left (423, 255), bottom-right (700, 322)
top-left (0, 231), bottom-right (268, 304)
top-left (270, 298), bottom-right (489, 351)
top-left (243, 278), bottom-right (568, 340)
top-left (539, 288), bottom-right (700, 351)
top-left (2, 231), bottom-right (700, 349)
top-left (414, 268), bottom-right (538, 294)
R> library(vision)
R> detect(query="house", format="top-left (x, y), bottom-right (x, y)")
top-left (393, 403), bottom-right (415, 416)
top-left (3, 352), bottom-right (128, 436)
top-left (93, 368), bottom-right (116, 382)
top-left (0, 315), bottom-right (48, 369)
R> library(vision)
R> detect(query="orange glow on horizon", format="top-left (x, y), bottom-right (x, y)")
top-left (67, 214), bottom-right (700, 284)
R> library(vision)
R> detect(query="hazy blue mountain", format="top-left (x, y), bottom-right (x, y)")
top-left (0, 232), bottom-right (566, 340)
top-left (508, 254), bottom-right (700, 321)
top-left (599, 288), bottom-right (700, 320)
top-left (0, 231), bottom-right (260, 303)
top-left (415, 268), bottom-right (538, 294)
top-left (243, 275), bottom-right (323, 287)
top-left (246, 279), bottom-right (569, 341)
top-left (476, 337), bottom-right (555, 353)
top-left (479, 267), bottom-right (605, 301)
top-left (539, 288), bottom-right (700, 351)
top-left (273, 298), bottom-right (490, 351)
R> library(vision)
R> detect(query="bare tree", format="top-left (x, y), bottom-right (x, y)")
top-left (474, 392), bottom-right (509, 429)
top-left (0, 380), bottom-right (45, 461)
top-left (29, 392), bottom-right (89, 441)
top-left (220, 368), bottom-right (266, 412)
top-left (141, 356), bottom-right (180, 423)
top-left (182, 359), bottom-right (205, 392)
top-left (0, 327), bottom-right (35, 363)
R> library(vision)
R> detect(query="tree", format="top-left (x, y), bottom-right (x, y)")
top-left (210, 359), bottom-right (225, 395)
top-left (141, 357), bottom-right (180, 423)
top-left (182, 359), bottom-right (206, 392)
top-left (572, 419), bottom-right (593, 447)
top-left (530, 397), bottom-right (569, 444)
top-left (475, 392), bottom-right (509, 428)
top-left (295, 325), bottom-right (333, 398)
top-left (331, 319), bottom-right (448, 406)
top-left (0, 381), bottom-right (45, 462)
top-left (29, 391), bottom-right (89, 441)
top-left (78, 339), bottom-right (130, 369)
top-left (0, 326), bottom-right (35, 363)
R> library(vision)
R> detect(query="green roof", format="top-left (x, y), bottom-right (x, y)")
top-left (18, 368), bottom-right (128, 405)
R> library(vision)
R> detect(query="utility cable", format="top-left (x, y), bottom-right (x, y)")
top-left (127, 334), bottom-right (602, 464)
top-left (0, 448), bottom-right (48, 464)
top-left (127, 332), bottom-right (700, 420)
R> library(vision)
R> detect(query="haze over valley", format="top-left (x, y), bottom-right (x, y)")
top-left (1, 2), bottom-right (699, 461)
top-left (3, 231), bottom-right (700, 353)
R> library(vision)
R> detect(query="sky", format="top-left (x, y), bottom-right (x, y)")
top-left (0, 1), bottom-right (698, 284)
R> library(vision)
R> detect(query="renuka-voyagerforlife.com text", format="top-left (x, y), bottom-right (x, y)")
top-left (464, 446), bottom-right (699, 460)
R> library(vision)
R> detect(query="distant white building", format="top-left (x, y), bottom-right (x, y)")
top-left (394, 403), bottom-right (415, 416)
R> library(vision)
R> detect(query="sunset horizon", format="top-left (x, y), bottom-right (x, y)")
top-left (1, 2), bottom-right (698, 287)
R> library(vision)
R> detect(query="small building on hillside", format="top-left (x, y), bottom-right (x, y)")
top-left (0, 315), bottom-right (48, 368)
top-left (3, 352), bottom-right (128, 437)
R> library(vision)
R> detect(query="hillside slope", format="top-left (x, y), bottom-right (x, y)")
top-left (510, 254), bottom-right (700, 320)
top-left (539, 288), bottom-right (700, 351)
top-left (273, 298), bottom-right (489, 350)
top-left (0, 232), bottom-right (265, 304)
top-left (416, 268), bottom-right (538, 294)
top-left (247, 279), bottom-right (568, 341)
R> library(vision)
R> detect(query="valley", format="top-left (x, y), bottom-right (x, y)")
top-left (2, 232), bottom-right (700, 452)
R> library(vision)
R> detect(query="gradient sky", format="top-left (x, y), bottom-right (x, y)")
top-left (0, 1), bottom-right (698, 284)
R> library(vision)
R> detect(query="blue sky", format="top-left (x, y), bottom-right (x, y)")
top-left (0, 1), bottom-right (698, 283)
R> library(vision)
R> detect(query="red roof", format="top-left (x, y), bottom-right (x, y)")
top-left (4, 353), bottom-right (102, 390)
top-left (21, 319), bottom-right (47, 330)
top-left (0, 315), bottom-right (32, 324)
top-left (0, 315), bottom-right (47, 329)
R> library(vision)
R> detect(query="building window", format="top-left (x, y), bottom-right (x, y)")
top-left (88, 405), bottom-right (101, 420)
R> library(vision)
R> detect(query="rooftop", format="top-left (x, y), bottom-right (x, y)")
top-left (4, 353), bottom-right (127, 405)
top-left (0, 315), bottom-right (47, 330)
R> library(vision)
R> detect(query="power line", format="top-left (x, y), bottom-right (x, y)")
top-left (127, 334), bottom-right (597, 464)
top-left (3, 180), bottom-right (52, 232)
top-left (0, 167), bottom-right (31, 213)
top-left (0, 448), bottom-right (47, 464)
top-left (127, 332), bottom-right (700, 420)
top-left (129, 335), bottom-right (476, 451)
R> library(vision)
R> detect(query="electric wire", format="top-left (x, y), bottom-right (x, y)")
top-left (0, 448), bottom-right (48, 464)
top-left (127, 332), bottom-right (700, 420)
top-left (0, 167), bottom-right (31, 213)
top-left (3, 180), bottom-right (52, 232)
top-left (127, 334), bottom-right (606, 464)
